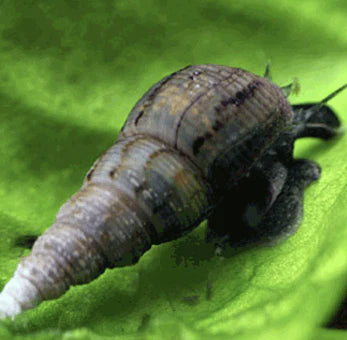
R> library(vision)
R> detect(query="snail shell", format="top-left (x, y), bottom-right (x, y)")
top-left (0, 64), bottom-right (292, 318)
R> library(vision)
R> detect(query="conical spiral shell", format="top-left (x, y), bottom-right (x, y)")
top-left (0, 64), bottom-right (293, 319)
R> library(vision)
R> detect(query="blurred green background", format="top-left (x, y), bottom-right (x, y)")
top-left (0, 1), bottom-right (346, 339)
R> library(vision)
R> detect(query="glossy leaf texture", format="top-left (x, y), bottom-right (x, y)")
top-left (0, 0), bottom-right (346, 339)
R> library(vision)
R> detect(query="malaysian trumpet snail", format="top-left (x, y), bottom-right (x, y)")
top-left (0, 64), bottom-right (345, 319)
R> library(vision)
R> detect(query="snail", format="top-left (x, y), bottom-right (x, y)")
top-left (0, 64), bottom-right (345, 319)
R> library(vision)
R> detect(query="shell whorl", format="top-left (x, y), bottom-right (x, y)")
top-left (121, 64), bottom-right (293, 187)
top-left (0, 135), bottom-right (211, 318)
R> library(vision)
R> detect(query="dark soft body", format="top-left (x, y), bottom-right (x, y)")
top-left (0, 64), bottom-right (344, 319)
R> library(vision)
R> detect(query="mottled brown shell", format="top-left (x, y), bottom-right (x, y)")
top-left (121, 64), bottom-right (293, 188)
top-left (0, 64), bottom-right (294, 320)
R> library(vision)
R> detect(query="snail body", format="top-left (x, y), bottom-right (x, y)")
top-left (0, 64), bottom-right (344, 319)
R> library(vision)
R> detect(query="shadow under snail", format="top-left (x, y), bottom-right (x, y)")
top-left (0, 63), bottom-right (346, 319)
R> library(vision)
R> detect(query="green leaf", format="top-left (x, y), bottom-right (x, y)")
top-left (0, 1), bottom-right (346, 339)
